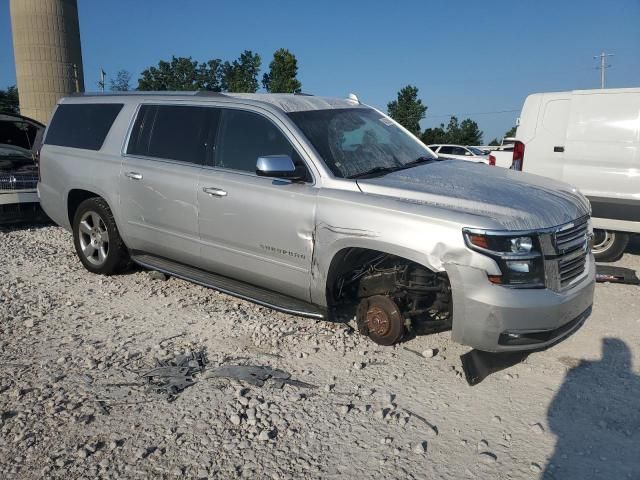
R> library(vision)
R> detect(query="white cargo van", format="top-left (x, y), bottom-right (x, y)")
top-left (512, 88), bottom-right (640, 261)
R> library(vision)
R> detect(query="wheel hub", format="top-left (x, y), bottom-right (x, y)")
top-left (91, 228), bottom-right (102, 245)
top-left (592, 229), bottom-right (614, 253)
top-left (366, 305), bottom-right (391, 337)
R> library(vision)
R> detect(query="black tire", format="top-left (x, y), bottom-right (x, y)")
top-left (592, 230), bottom-right (629, 262)
top-left (72, 197), bottom-right (129, 274)
top-left (356, 295), bottom-right (405, 346)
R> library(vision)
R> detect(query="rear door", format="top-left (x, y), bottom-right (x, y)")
top-left (197, 107), bottom-right (317, 300)
top-left (521, 93), bottom-right (570, 180)
top-left (120, 104), bottom-right (215, 266)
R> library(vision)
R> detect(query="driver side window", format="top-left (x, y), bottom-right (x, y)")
top-left (215, 109), bottom-right (311, 181)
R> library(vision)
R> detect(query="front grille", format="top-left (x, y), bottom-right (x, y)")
top-left (0, 173), bottom-right (38, 191)
top-left (554, 219), bottom-right (589, 289)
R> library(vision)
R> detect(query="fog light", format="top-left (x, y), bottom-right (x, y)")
top-left (506, 260), bottom-right (531, 273)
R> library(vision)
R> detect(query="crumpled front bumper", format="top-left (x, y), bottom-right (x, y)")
top-left (445, 254), bottom-right (595, 352)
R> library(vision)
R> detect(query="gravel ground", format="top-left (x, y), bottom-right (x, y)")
top-left (1, 225), bottom-right (639, 479)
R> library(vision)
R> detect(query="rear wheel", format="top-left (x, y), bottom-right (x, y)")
top-left (592, 229), bottom-right (629, 262)
top-left (356, 295), bottom-right (405, 346)
top-left (72, 197), bottom-right (129, 274)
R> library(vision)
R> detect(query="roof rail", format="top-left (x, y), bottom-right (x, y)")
top-left (194, 91), bottom-right (228, 97)
top-left (293, 91), bottom-right (314, 96)
top-left (69, 91), bottom-right (228, 97)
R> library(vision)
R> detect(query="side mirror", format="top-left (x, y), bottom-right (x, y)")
top-left (256, 155), bottom-right (303, 180)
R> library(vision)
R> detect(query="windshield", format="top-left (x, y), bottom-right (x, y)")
top-left (288, 108), bottom-right (436, 178)
top-left (467, 147), bottom-right (486, 156)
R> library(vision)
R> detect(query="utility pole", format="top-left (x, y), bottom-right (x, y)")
top-left (72, 63), bottom-right (80, 92)
top-left (594, 52), bottom-right (614, 89)
top-left (98, 68), bottom-right (106, 92)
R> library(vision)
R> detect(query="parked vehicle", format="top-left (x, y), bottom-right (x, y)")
top-left (488, 137), bottom-right (516, 168)
top-left (429, 144), bottom-right (496, 165)
top-left (0, 113), bottom-right (47, 224)
top-left (39, 92), bottom-right (594, 351)
top-left (511, 88), bottom-right (640, 261)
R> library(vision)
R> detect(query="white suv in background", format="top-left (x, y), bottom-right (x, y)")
top-left (429, 144), bottom-right (495, 165)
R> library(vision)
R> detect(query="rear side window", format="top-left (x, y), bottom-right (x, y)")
top-left (45, 103), bottom-right (123, 150)
top-left (127, 105), bottom-right (216, 165)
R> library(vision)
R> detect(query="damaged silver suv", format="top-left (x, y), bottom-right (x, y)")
top-left (38, 92), bottom-right (595, 352)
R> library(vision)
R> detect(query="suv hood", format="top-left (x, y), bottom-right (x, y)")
top-left (356, 160), bottom-right (590, 231)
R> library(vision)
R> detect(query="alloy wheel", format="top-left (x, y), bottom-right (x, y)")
top-left (78, 210), bottom-right (110, 266)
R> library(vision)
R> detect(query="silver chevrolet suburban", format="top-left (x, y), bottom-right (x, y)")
top-left (38, 92), bottom-right (595, 352)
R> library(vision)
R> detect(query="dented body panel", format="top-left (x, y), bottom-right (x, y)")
top-left (39, 92), bottom-right (595, 352)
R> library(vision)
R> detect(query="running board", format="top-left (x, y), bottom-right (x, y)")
top-left (130, 252), bottom-right (325, 319)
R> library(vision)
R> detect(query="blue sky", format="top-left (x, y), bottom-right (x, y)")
top-left (1, 0), bottom-right (639, 141)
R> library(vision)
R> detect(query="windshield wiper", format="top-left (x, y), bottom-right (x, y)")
top-left (348, 156), bottom-right (440, 179)
top-left (348, 165), bottom-right (402, 179)
top-left (402, 156), bottom-right (439, 168)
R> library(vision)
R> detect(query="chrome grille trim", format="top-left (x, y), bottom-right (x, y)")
top-left (0, 173), bottom-right (38, 191)
top-left (555, 221), bottom-right (589, 253)
top-left (553, 218), bottom-right (589, 290)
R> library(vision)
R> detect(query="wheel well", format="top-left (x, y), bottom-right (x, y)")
top-left (67, 189), bottom-right (99, 225)
top-left (326, 247), bottom-right (451, 329)
top-left (326, 248), bottom-right (388, 306)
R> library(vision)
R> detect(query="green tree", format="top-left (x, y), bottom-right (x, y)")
top-left (110, 70), bottom-right (131, 91)
top-left (458, 118), bottom-right (483, 145)
top-left (262, 48), bottom-right (302, 93)
top-left (503, 125), bottom-right (517, 138)
top-left (421, 125), bottom-right (448, 145)
top-left (138, 56), bottom-right (222, 91)
top-left (443, 116), bottom-right (462, 143)
top-left (0, 85), bottom-right (19, 114)
top-left (197, 59), bottom-right (224, 91)
top-left (387, 85), bottom-right (427, 136)
top-left (488, 138), bottom-right (500, 146)
top-left (421, 116), bottom-right (483, 146)
top-left (222, 50), bottom-right (261, 93)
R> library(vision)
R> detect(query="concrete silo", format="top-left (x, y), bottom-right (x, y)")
top-left (9, 0), bottom-right (84, 124)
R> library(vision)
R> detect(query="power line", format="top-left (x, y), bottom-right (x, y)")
top-left (594, 52), bottom-right (614, 89)
top-left (424, 109), bottom-right (520, 119)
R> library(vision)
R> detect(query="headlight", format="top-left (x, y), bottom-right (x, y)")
top-left (463, 230), bottom-right (545, 288)
top-left (466, 233), bottom-right (534, 254)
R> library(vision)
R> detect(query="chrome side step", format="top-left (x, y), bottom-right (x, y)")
top-left (130, 252), bottom-right (325, 319)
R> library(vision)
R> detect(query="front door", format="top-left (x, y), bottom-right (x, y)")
top-left (197, 107), bottom-right (317, 300)
top-left (119, 104), bottom-right (215, 266)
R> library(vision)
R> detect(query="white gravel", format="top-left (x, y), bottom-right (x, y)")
top-left (1, 225), bottom-right (639, 479)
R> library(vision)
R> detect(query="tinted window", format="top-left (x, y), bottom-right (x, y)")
top-left (468, 147), bottom-right (486, 156)
top-left (216, 109), bottom-right (307, 177)
top-left (146, 105), bottom-right (214, 165)
top-left (437, 146), bottom-right (453, 154)
top-left (127, 105), bottom-right (156, 156)
top-left (45, 103), bottom-right (123, 150)
top-left (453, 147), bottom-right (469, 155)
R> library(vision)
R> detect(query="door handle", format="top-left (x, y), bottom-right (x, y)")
top-left (125, 171), bottom-right (143, 180)
top-left (202, 187), bottom-right (227, 197)
top-left (553, 146), bottom-right (565, 153)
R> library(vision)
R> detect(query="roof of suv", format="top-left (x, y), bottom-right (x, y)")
top-left (62, 91), bottom-right (362, 113)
